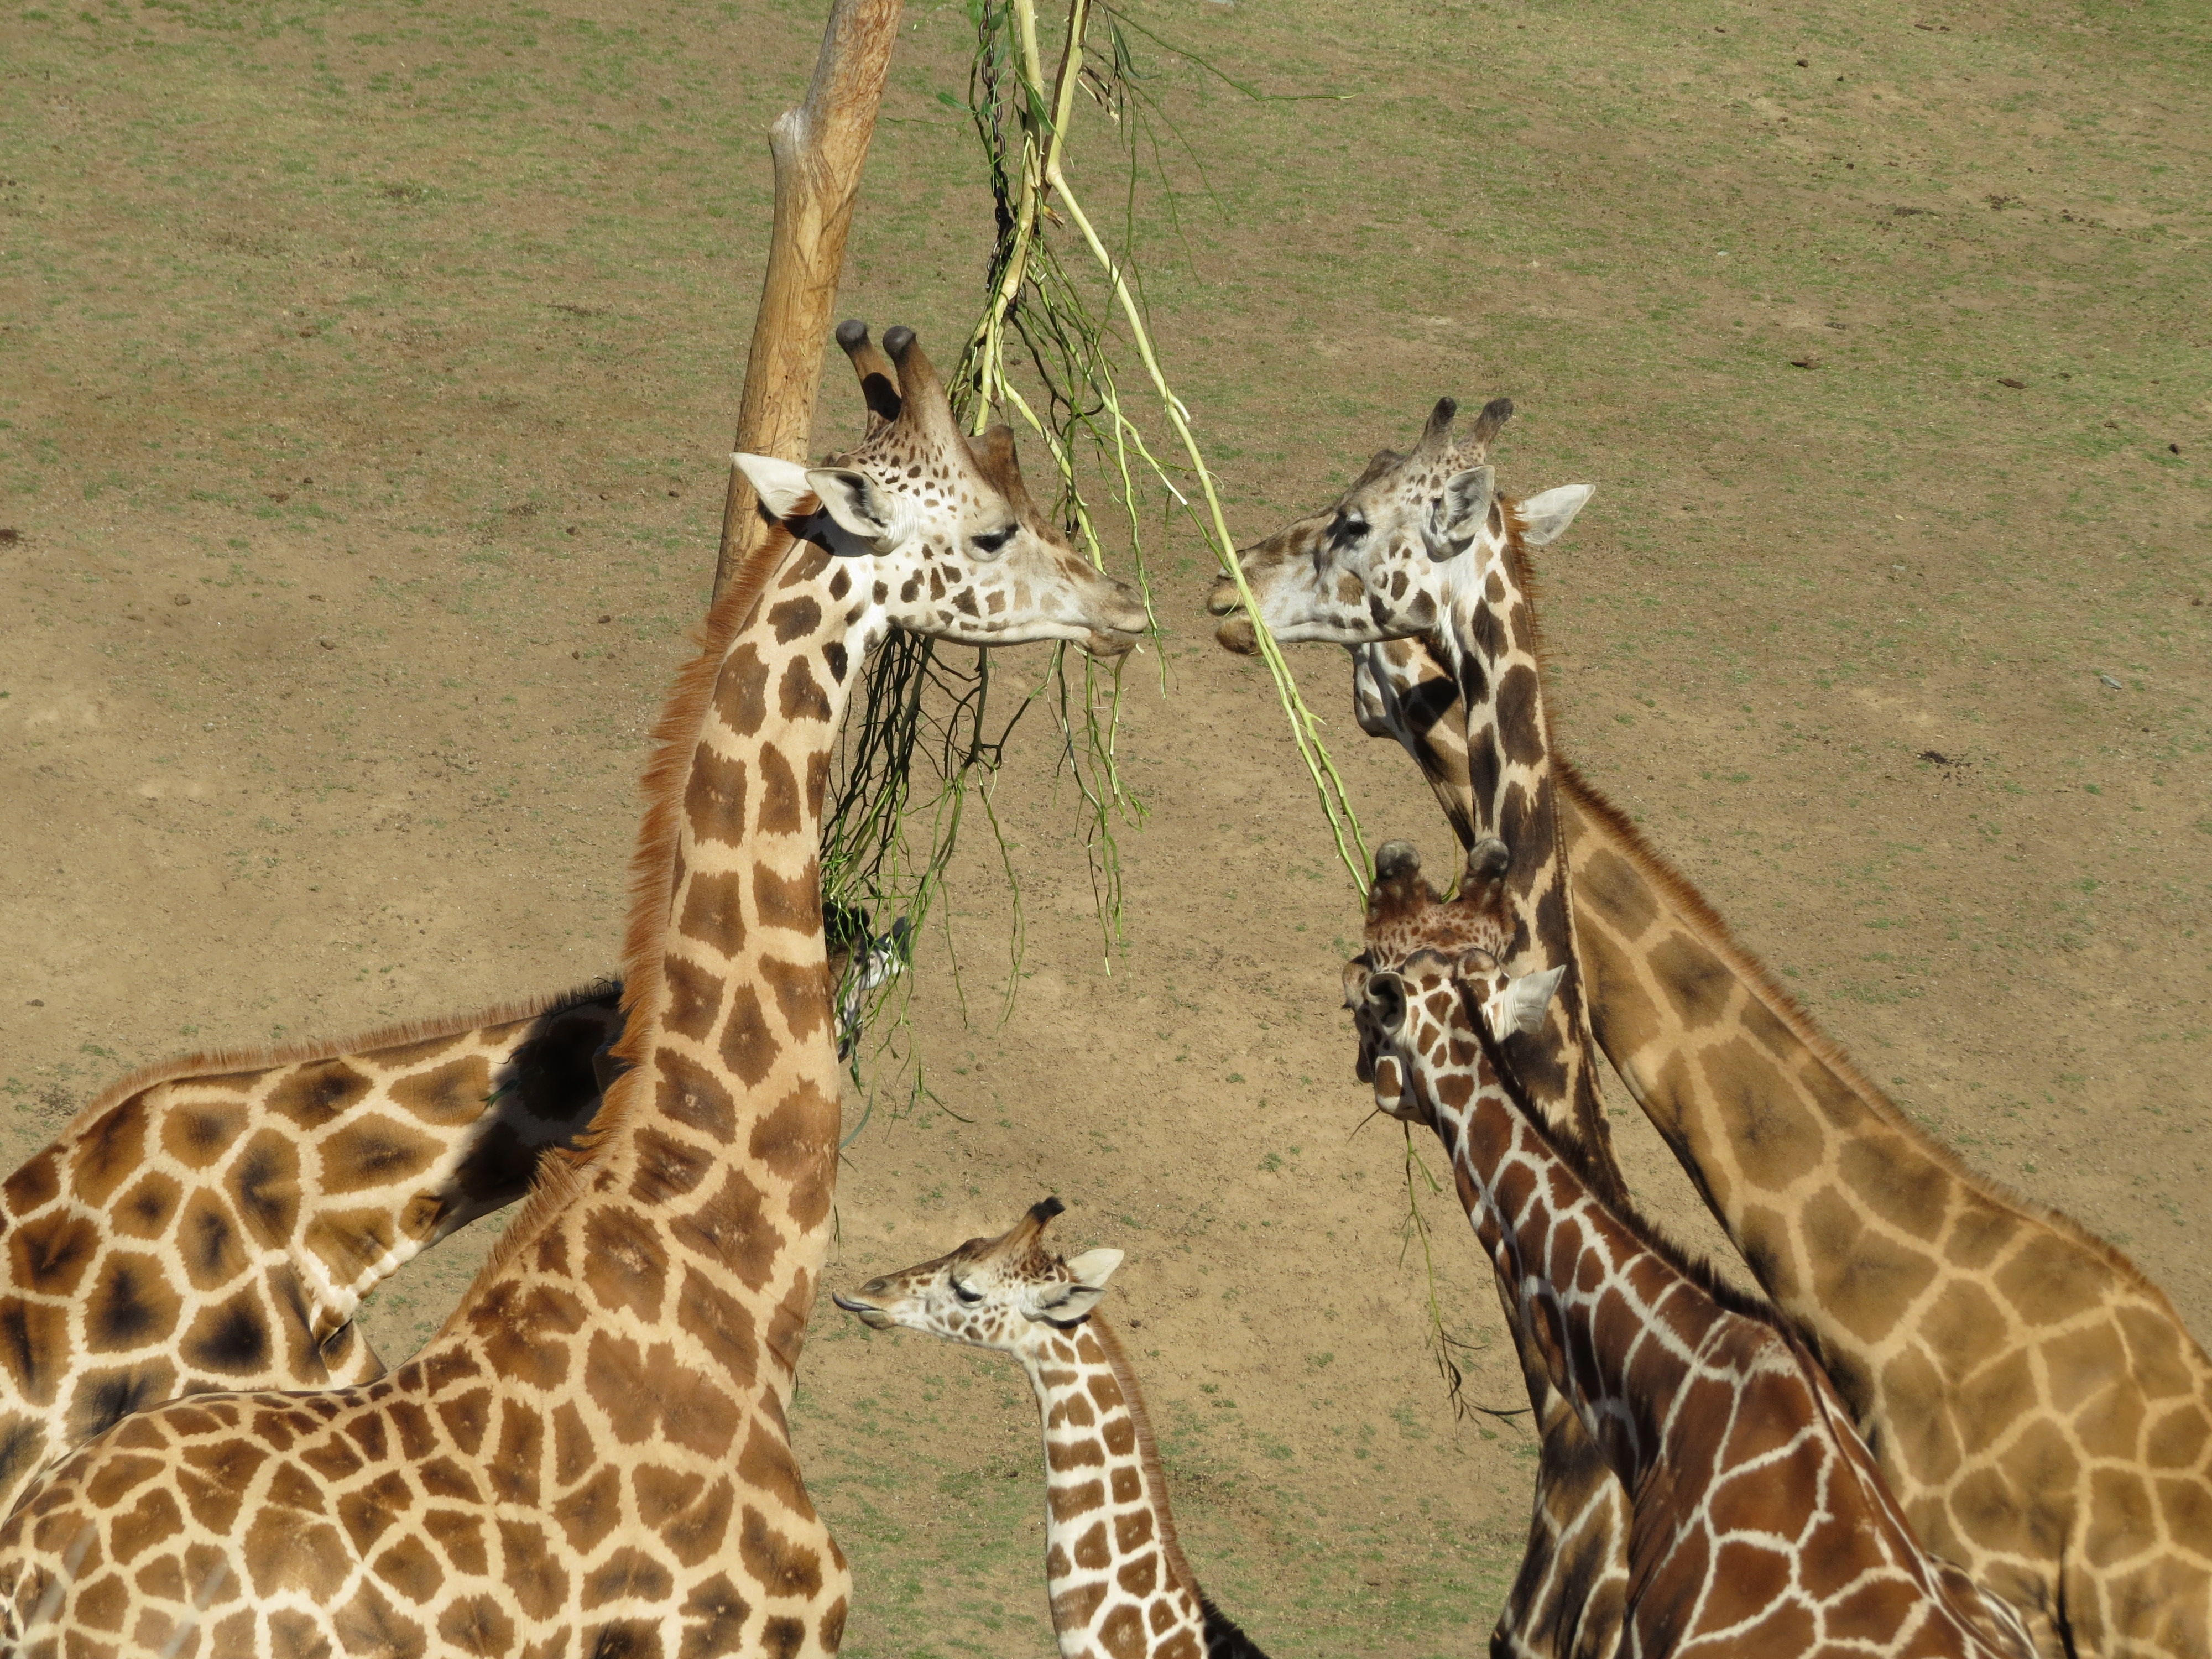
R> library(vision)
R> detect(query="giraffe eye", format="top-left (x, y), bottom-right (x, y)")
top-left (970, 525), bottom-right (1016, 557)
top-left (950, 1279), bottom-right (983, 1304)
top-left (1335, 513), bottom-right (1370, 545)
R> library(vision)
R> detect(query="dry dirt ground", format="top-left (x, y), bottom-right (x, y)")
top-left (2, 0), bottom-right (2207, 1652)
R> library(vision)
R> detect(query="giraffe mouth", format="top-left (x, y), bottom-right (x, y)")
top-left (1082, 626), bottom-right (1145, 661)
top-left (1213, 613), bottom-right (1260, 656)
top-left (832, 1291), bottom-right (896, 1330)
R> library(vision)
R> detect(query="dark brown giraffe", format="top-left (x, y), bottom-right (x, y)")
top-left (1346, 839), bottom-right (2034, 1659)
top-left (0, 326), bottom-right (1146, 1657)
top-left (834, 1200), bottom-right (1270, 1658)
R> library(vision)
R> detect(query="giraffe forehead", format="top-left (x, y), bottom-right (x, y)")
top-left (843, 447), bottom-right (1005, 529)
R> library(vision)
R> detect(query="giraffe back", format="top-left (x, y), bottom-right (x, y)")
top-left (0, 987), bottom-right (616, 1517)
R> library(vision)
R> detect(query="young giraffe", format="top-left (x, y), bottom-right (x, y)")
top-left (0, 985), bottom-right (617, 1518)
top-left (833, 1199), bottom-right (1270, 1659)
top-left (0, 326), bottom-right (1148, 1656)
top-left (1241, 420), bottom-right (2212, 1657)
top-left (1212, 399), bottom-right (1631, 1659)
top-left (1345, 838), bottom-right (2036, 1659)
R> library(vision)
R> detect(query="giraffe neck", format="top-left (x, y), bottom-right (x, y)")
top-left (1018, 1317), bottom-right (1245, 1658)
top-left (289, 994), bottom-right (621, 1332)
top-left (447, 535), bottom-right (874, 1413)
top-left (1431, 1003), bottom-right (1720, 1485)
top-left (1558, 765), bottom-right (2212, 1399)
top-left (1429, 532), bottom-right (1624, 1204)
top-left (1425, 1015), bottom-right (2038, 1658)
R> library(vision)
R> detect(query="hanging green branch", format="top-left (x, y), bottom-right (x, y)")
top-left (821, 0), bottom-right (1372, 1105)
top-left (952, 0), bottom-right (1370, 892)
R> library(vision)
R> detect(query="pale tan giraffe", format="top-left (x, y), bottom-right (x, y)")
top-left (1227, 408), bottom-right (2212, 1657)
top-left (0, 326), bottom-right (1147, 1656)
top-left (0, 985), bottom-right (617, 1519)
top-left (833, 1199), bottom-right (1271, 1659)
top-left (1346, 838), bottom-right (2034, 1659)
top-left (1211, 398), bottom-right (1631, 1659)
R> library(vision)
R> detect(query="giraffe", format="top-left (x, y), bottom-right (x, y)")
top-left (832, 1198), bottom-right (1270, 1659)
top-left (0, 984), bottom-right (618, 1519)
top-left (1345, 837), bottom-right (2035, 1659)
top-left (1212, 398), bottom-right (1630, 1659)
top-left (0, 325), bottom-right (1148, 1656)
top-left (1215, 403), bottom-right (2212, 1657)
top-left (1367, 834), bottom-right (1633, 1659)
top-left (0, 320), bottom-right (927, 1531)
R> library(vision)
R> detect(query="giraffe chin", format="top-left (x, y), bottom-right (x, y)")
top-left (1214, 615), bottom-right (1259, 655)
top-left (1081, 627), bottom-right (1144, 660)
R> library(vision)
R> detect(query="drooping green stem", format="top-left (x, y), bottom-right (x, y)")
top-left (968, 0), bottom-right (1371, 892)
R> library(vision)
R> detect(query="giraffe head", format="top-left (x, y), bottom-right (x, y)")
top-left (831, 1197), bottom-right (1124, 1355)
top-left (1206, 397), bottom-right (1593, 651)
top-left (1343, 839), bottom-right (1565, 1126)
top-left (735, 326), bottom-right (1149, 656)
top-left (1361, 833), bottom-right (1517, 966)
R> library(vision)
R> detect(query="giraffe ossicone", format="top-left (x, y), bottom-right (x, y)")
top-left (0, 326), bottom-right (1147, 1658)
top-left (835, 1200), bottom-right (1271, 1659)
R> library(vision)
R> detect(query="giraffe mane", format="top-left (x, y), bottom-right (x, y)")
top-left (1083, 1315), bottom-right (1212, 1606)
top-left (451, 523), bottom-right (810, 1306)
top-left (1088, 1313), bottom-right (1268, 1653)
top-left (1548, 749), bottom-right (2183, 1318)
top-left (48, 979), bottom-right (622, 1145)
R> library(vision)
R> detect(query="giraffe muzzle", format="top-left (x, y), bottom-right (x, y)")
top-left (831, 1291), bottom-right (896, 1329)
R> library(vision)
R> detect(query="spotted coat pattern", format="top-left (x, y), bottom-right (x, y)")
top-left (1346, 895), bottom-right (2034, 1659)
top-left (0, 328), bottom-right (1147, 1658)
top-left (1344, 583), bottom-right (2212, 1659)
top-left (0, 989), bottom-right (616, 1521)
top-left (833, 1203), bottom-right (1267, 1659)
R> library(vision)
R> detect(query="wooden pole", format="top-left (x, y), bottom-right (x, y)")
top-left (714, 0), bottom-right (907, 599)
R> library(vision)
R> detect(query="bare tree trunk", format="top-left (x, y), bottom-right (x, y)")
top-left (714, 0), bottom-right (907, 599)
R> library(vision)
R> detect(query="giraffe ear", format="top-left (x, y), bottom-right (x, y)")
top-left (1340, 956), bottom-right (1373, 1011)
top-left (1516, 483), bottom-right (1595, 547)
top-left (1494, 964), bottom-right (1567, 1036)
top-left (1361, 971), bottom-right (1408, 1036)
top-left (806, 466), bottom-right (906, 552)
top-left (732, 453), bottom-right (815, 520)
top-left (1064, 1248), bottom-right (1124, 1291)
top-left (1426, 466), bottom-right (1495, 560)
top-left (1024, 1249), bottom-right (1124, 1322)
